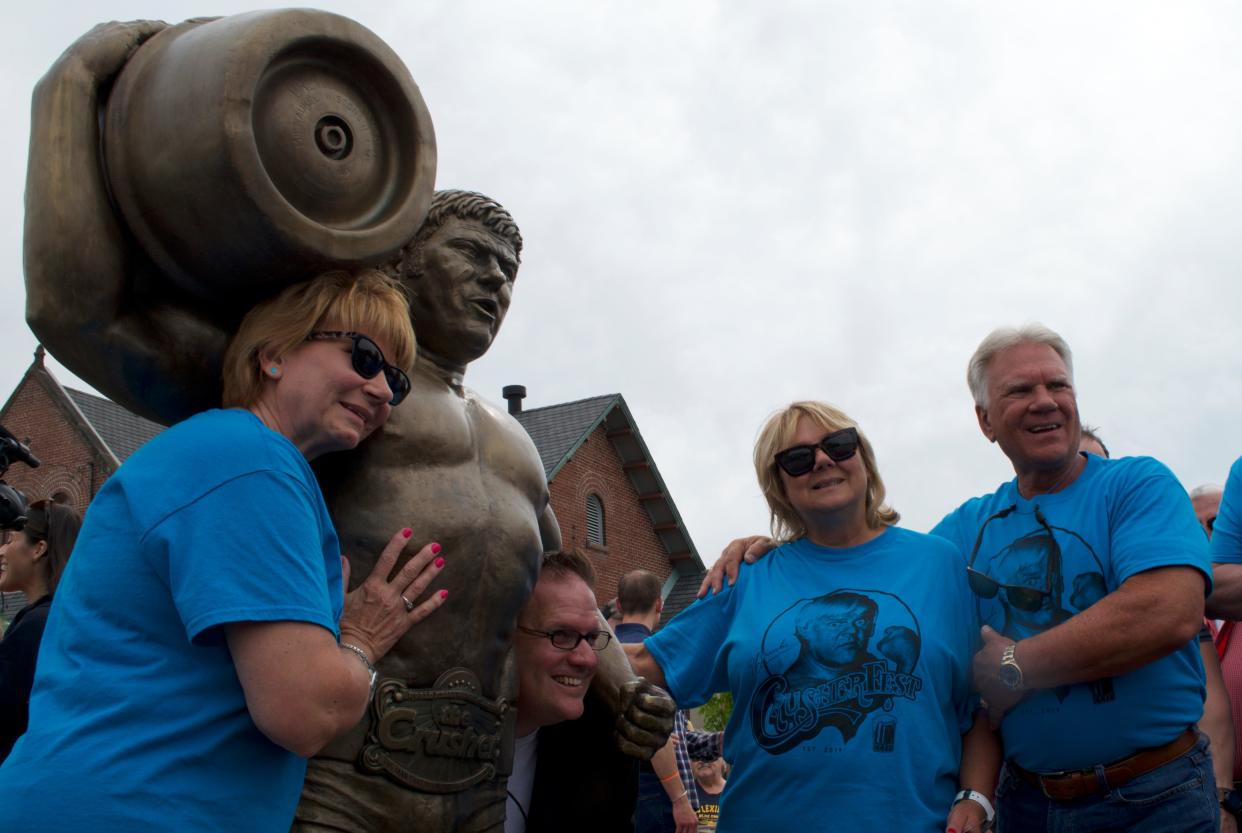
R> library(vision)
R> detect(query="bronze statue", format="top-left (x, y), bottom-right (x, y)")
top-left (296, 190), bottom-right (673, 832)
top-left (24, 12), bottom-right (436, 424)
top-left (26, 13), bottom-right (672, 833)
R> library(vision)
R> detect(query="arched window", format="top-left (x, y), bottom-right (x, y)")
top-left (586, 493), bottom-right (605, 546)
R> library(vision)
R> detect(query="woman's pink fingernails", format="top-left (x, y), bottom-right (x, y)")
top-left (439, 589), bottom-right (449, 600)
top-left (402, 528), bottom-right (412, 539)
top-left (430, 542), bottom-right (442, 554)
top-left (434, 557), bottom-right (445, 569)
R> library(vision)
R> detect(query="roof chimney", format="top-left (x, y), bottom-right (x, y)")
top-left (502, 385), bottom-right (526, 415)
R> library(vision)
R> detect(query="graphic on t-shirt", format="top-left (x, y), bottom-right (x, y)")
top-left (972, 507), bottom-right (1110, 702)
top-left (974, 510), bottom-right (1105, 638)
top-left (749, 589), bottom-right (924, 754)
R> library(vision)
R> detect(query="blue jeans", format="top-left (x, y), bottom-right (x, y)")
top-left (635, 770), bottom-right (675, 833)
top-left (996, 733), bottom-right (1219, 833)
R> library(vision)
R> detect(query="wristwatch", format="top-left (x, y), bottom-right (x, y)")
top-left (999, 643), bottom-right (1024, 690)
top-left (1219, 787), bottom-right (1242, 819)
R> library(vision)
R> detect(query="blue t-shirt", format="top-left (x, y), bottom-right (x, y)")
top-left (0, 409), bottom-right (343, 832)
top-left (931, 453), bottom-right (1210, 771)
top-left (1211, 456), bottom-right (1242, 565)
top-left (646, 527), bottom-right (976, 833)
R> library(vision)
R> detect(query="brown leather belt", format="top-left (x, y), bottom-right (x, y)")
top-left (1013, 728), bottom-right (1197, 802)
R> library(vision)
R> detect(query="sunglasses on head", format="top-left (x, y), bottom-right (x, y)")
top-left (774, 427), bottom-right (860, 477)
top-left (306, 330), bottom-right (411, 406)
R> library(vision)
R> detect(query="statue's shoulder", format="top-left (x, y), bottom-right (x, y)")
top-left (463, 387), bottom-right (529, 432)
top-left (461, 387), bottom-right (543, 457)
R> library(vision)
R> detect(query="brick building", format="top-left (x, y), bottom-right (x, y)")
top-left (1, 351), bottom-right (705, 622)
top-left (0, 348), bottom-right (162, 617)
top-left (505, 386), bottom-right (706, 625)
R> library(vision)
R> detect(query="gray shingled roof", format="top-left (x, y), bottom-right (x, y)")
top-left (659, 568), bottom-right (708, 627)
top-left (66, 389), bottom-right (164, 463)
top-left (514, 394), bottom-right (618, 478)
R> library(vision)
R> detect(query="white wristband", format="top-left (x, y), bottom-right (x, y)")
top-left (953, 789), bottom-right (995, 823)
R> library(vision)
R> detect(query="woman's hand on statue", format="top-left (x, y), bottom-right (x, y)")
top-left (338, 529), bottom-right (447, 664)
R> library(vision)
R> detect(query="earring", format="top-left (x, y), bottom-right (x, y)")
top-left (269, 366), bottom-right (279, 377)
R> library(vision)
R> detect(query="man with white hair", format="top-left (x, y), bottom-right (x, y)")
top-left (700, 324), bottom-right (1220, 830)
top-left (931, 324), bottom-right (1216, 832)
top-left (1194, 484), bottom-right (1226, 539)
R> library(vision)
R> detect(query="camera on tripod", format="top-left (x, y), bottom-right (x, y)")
top-left (0, 424), bottom-right (40, 532)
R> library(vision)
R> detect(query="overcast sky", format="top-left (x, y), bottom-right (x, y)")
top-left (2, 2), bottom-right (1240, 567)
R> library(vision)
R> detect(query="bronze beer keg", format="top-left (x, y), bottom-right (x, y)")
top-left (103, 9), bottom-right (436, 306)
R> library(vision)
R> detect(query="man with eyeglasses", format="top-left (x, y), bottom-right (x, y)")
top-left (507, 550), bottom-right (639, 833)
top-left (931, 324), bottom-right (1216, 833)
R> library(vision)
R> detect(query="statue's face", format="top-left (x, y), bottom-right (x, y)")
top-left (409, 216), bottom-right (518, 364)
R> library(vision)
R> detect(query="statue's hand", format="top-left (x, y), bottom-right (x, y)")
top-left (614, 677), bottom-right (676, 760)
top-left (52, 20), bottom-right (167, 83)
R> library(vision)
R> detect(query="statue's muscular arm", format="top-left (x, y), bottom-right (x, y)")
top-left (539, 504), bottom-right (562, 552)
top-left (25, 20), bottom-right (226, 423)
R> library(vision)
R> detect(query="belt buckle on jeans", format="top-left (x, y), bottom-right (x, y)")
top-left (1039, 768), bottom-right (1089, 801)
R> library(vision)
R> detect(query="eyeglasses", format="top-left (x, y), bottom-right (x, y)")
top-left (306, 331), bottom-right (411, 406)
top-left (773, 427), bottom-right (860, 477)
top-left (516, 625), bottom-right (612, 651)
top-left (966, 505), bottom-right (1059, 612)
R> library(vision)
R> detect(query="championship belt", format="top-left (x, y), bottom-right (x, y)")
top-left (359, 668), bottom-right (515, 793)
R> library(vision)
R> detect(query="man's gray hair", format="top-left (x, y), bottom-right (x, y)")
top-left (967, 323), bottom-right (1074, 408)
top-left (1190, 484), bottom-right (1224, 500)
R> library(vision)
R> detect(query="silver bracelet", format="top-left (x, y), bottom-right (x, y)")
top-left (340, 641), bottom-right (373, 668)
top-left (341, 641), bottom-right (379, 699)
top-left (671, 788), bottom-right (689, 802)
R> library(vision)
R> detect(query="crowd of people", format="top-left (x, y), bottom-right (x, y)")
top-left (683, 323), bottom-right (1242, 833)
top-left (0, 277), bottom-right (1238, 833)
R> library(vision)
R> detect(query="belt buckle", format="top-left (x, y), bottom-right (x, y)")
top-left (1038, 768), bottom-right (1087, 801)
top-left (357, 667), bottom-right (515, 794)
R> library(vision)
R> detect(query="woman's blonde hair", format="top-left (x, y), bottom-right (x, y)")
top-left (222, 269), bottom-right (416, 409)
top-left (753, 401), bottom-right (899, 542)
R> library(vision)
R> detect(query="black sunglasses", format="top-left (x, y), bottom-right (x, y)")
top-left (774, 427), bottom-right (860, 477)
top-left (516, 625), bottom-right (612, 652)
top-left (306, 331), bottom-right (411, 406)
top-left (966, 505), bottom-right (1059, 612)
